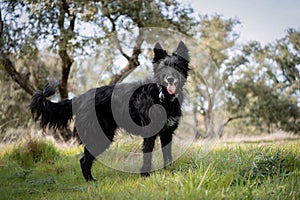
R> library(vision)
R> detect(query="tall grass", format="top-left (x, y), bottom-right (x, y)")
top-left (5, 139), bottom-right (60, 167)
top-left (0, 139), bottom-right (299, 199)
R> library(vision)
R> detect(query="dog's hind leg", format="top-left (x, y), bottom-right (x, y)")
top-left (80, 127), bottom-right (115, 181)
top-left (141, 135), bottom-right (157, 177)
top-left (80, 147), bottom-right (96, 181)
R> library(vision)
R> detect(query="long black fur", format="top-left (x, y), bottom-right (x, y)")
top-left (30, 41), bottom-right (190, 181)
top-left (30, 83), bottom-right (73, 129)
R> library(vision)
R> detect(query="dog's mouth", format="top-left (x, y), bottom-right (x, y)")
top-left (167, 83), bottom-right (176, 95)
top-left (165, 76), bottom-right (177, 95)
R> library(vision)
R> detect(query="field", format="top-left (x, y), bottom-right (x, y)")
top-left (0, 138), bottom-right (299, 200)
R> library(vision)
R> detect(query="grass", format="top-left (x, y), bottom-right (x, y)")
top-left (0, 138), bottom-right (299, 200)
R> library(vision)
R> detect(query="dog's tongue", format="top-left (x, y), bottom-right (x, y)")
top-left (167, 83), bottom-right (176, 95)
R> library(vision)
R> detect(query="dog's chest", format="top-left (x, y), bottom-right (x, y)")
top-left (166, 116), bottom-right (180, 127)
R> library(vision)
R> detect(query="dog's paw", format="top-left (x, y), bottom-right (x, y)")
top-left (140, 172), bottom-right (150, 178)
top-left (87, 178), bottom-right (97, 182)
top-left (85, 175), bottom-right (97, 182)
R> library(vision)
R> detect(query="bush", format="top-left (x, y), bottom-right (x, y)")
top-left (7, 139), bottom-right (60, 167)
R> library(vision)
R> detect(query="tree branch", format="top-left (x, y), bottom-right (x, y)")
top-left (216, 115), bottom-right (249, 138)
top-left (0, 53), bottom-right (36, 95)
top-left (108, 29), bottom-right (144, 84)
top-left (0, 8), bottom-right (35, 95)
top-left (116, 41), bottom-right (131, 61)
top-left (105, 14), bottom-right (131, 61)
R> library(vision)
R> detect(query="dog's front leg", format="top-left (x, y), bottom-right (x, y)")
top-left (159, 132), bottom-right (173, 167)
top-left (141, 135), bottom-right (157, 177)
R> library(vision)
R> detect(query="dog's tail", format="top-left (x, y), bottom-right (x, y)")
top-left (30, 84), bottom-right (73, 129)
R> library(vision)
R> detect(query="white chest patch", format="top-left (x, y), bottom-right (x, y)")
top-left (166, 117), bottom-right (179, 127)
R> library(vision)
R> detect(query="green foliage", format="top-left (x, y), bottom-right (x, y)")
top-left (1, 0), bottom-right (196, 59)
top-left (228, 78), bottom-right (300, 133)
top-left (269, 30), bottom-right (300, 88)
top-left (0, 140), bottom-right (299, 199)
top-left (227, 30), bottom-right (300, 134)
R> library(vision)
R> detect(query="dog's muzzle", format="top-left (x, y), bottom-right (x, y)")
top-left (165, 76), bottom-right (177, 95)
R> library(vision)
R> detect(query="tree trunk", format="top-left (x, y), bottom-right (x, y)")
top-left (58, 49), bottom-right (73, 99)
top-left (192, 103), bottom-right (201, 138)
top-left (205, 94), bottom-right (215, 138)
top-left (57, 0), bottom-right (75, 99)
top-left (53, 0), bottom-right (75, 140)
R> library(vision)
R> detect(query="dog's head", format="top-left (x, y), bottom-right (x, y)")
top-left (153, 41), bottom-right (190, 95)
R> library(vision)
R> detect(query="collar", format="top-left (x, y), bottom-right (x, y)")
top-left (157, 84), bottom-right (178, 103)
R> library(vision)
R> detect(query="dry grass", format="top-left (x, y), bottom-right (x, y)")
top-left (219, 131), bottom-right (300, 143)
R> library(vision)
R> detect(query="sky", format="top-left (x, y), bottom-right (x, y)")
top-left (180, 0), bottom-right (300, 45)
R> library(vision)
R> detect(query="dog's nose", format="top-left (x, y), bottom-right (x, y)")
top-left (167, 77), bottom-right (175, 84)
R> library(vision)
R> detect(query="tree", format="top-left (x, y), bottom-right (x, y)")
top-left (0, 0), bottom-right (196, 98)
top-left (227, 29), bottom-right (300, 134)
top-left (0, 0), bottom-right (196, 140)
top-left (189, 14), bottom-right (241, 138)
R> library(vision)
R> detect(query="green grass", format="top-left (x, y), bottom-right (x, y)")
top-left (0, 139), bottom-right (299, 200)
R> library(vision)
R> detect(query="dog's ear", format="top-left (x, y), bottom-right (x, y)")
top-left (173, 41), bottom-right (189, 63)
top-left (153, 42), bottom-right (168, 63)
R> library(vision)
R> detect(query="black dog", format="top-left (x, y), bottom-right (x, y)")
top-left (30, 41), bottom-right (190, 181)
